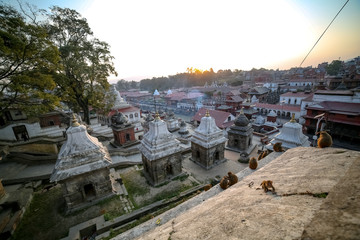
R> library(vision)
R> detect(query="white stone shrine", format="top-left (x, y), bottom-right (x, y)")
top-left (190, 110), bottom-right (227, 169)
top-left (140, 113), bottom-right (183, 186)
top-left (50, 114), bottom-right (113, 213)
top-left (268, 114), bottom-right (310, 150)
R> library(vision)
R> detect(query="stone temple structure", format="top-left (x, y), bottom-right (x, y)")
top-left (190, 110), bottom-right (227, 169)
top-left (50, 115), bottom-right (113, 213)
top-left (166, 110), bottom-right (179, 132)
top-left (178, 121), bottom-right (189, 136)
top-left (268, 114), bottom-right (310, 150)
top-left (111, 111), bottom-right (137, 147)
top-left (227, 108), bottom-right (254, 154)
top-left (139, 113), bottom-right (183, 186)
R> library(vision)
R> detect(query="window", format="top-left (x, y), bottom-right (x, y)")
top-left (83, 183), bottom-right (96, 199)
top-left (130, 114), bottom-right (134, 119)
top-left (49, 120), bottom-right (55, 126)
top-left (15, 110), bottom-right (22, 116)
top-left (135, 113), bottom-right (139, 118)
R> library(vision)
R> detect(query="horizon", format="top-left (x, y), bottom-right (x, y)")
top-left (4, 0), bottom-right (360, 83)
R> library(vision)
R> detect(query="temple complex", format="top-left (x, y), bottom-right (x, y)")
top-left (139, 113), bottom-right (183, 186)
top-left (227, 108), bottom-right (255, 154)
top-left (268, 114), bottom-right (310, 150)
top-left (190, 110), bottom-right (227, 169)
top-left (50, 115), bottom-right (113, 213)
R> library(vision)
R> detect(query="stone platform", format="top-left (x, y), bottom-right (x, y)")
top-left (114, 147), bottom-right (360, 240)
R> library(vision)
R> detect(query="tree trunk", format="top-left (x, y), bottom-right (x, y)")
top-left (77, 99), bottom-right (90, 125)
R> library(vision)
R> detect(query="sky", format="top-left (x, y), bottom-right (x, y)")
top-left (3, 0), bottom-right (360, 83)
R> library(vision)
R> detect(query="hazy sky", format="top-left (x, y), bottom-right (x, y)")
top-left (4, 0), bottom-right (360, 82)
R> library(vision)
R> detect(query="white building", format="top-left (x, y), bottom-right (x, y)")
top-left (280, 92), bottom-right (313, 105)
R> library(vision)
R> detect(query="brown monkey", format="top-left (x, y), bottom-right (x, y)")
top-left (260, 180), bottom-right (275, 193)
top-left (204, 184), bottom-right (212, 191)
top-left (257, 152), bottom-right (263, 161)
top-left (228, 172), bottom-right (238, 186)
top-left (260, 150), bottom-right (269, 160)
top-left (249, 157), bottom-right (258, 170)
top-left (220, 176), bottom-right (230, 190)
top-left (317, 131), bottom-right (332, 148)
top-left (273, 142), bottom-right (284, 152)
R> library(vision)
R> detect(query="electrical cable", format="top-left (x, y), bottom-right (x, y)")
top-left (299, 0), bottom-right (350, 67)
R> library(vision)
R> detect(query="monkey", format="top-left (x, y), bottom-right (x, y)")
top-left (258, 150), bottom-right (269, 161)
top-left (260, 180), bottom-right (275, 193)
top-left (249, 157), bottom-right (258, 170)
top-left (220, 176), bottom-right (230, 190)
top-left (273, 142), bottom-right (284, 152)
top-left (249, 157), bottom-right (258, 169)
top-left (317, 131), bottom-right (333, 148)
top-left (204, 184), bottom-right (212, 191)
top-left (228, 172), bottom-right (238, 186)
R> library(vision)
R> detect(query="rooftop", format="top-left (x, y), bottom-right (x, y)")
top-left (280, 92), bottom-right (313, 98)
top-left (193, 108), bottom-right (233, 129)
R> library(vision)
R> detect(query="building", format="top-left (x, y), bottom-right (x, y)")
top-left (139, 113), bottom-right (183, 186)
top-left (111, 112), bottom-right (137, 147)
top-left (165, 111), bottom-right (180, 132)
top-left (227, 109), bottom-right (254, 154)
top-left (98, 86), bottom-right (143, 135)
top-left (280, 92), bottom-right (313, 106)
top-left (254, 102), bottom-right (301, 119)
top-left (193, 108), bottom-right (235, 130)
top-left (248, 87), bottom-right (269, 102)
top-left (190, 110), bottom-right (228, 169)
top-left (50, 115), bottom-right (113, 213)
top-left (303, 101), bottom-right (360, 144)
top-left (0, 109), bottom-right (66, 141)
top-left (267, 114), bottom-right (310, 150)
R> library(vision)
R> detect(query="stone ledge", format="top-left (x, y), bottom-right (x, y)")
top-left (114, 147), bottom-right (360, 240)
top-left (113, 151), bottom-right (282, 240)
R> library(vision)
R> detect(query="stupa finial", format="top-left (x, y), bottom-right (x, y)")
top-left (290, 113), bottom-right (296, 123)
top-left (240, 107), bottom-right (244, 115)
top-left (71, 113), bottom-right (80, 127)
top-left (205, 109), bottom-right (210, 117)
top-left (155, 112), bottom-right (161, 121)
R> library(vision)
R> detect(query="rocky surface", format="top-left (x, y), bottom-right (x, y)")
top-left (114, 147), bottom-right (360, 240)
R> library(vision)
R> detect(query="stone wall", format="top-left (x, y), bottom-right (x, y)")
top-left (61, 168), bottom-right (113, 212)
top-left (227, 133), bottom-right (252, 151)
top-left (191, 142), bottom-right (225, 169)
top-left (142, 152), bottom-right (182, 186)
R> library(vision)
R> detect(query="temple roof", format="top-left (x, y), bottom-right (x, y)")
top-left (234, 109), bottom-right (250, 127)
top-left (50, 115), bottom-right (111, 182)
top-left (191, 111), bottom-right (227, 148)
top-left (111, 85), bottom-right (130, 110)
top-left (139, 114), bottom-right (182, 161)
top-left (269, 115), bottom-right (310, 149)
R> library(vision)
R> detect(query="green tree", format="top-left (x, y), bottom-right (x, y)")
top-left (326, 60), bottom-right (343, 76)
top-left (0, 4), bottom-right (60, 115)
top-left (48, 7), bottom-right (116, 124)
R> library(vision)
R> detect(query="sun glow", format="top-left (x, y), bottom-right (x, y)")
top-left (79, 0), bottom-right (357, 81)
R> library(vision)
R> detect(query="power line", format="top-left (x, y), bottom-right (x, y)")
top-left (299, 0), bottom-right (350, 67)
